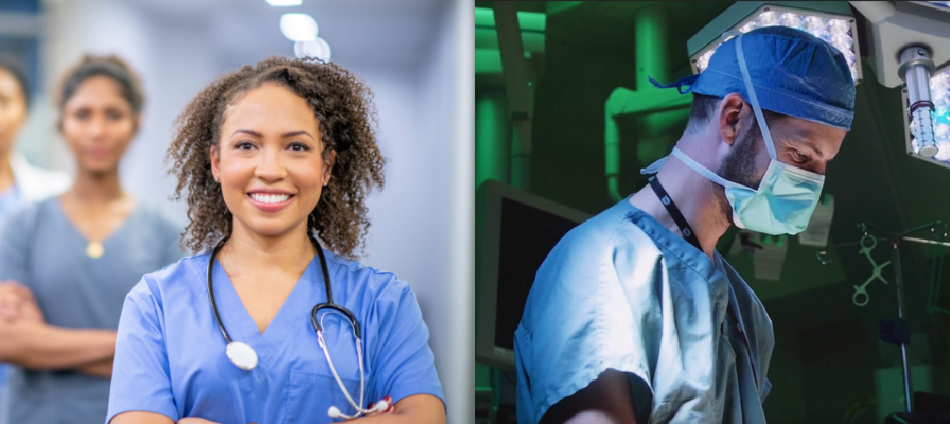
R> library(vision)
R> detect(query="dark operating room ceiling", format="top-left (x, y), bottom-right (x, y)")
top-left (476, 0), bottom-right (950, 374)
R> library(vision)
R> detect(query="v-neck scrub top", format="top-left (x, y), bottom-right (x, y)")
top-left (0, 197), bottom-right (184, 424)
top-left (106, 250), bottom-right (444, 423)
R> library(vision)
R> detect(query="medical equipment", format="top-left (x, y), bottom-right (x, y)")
top-left (852, 232), bottom-right (892, 306)
top-left (206, 236), bottom-right (390, 420)
top-left (817, 220), bottom-right (950, 413)
top-left (475, 180), bottom-right (589, 370)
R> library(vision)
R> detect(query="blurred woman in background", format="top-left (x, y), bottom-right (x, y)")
top-left (0, 59), bottom-right (69, 219)
top-left (0, 54), bottom-right (183, 424)
top-left (0, 57), bottom-right (70, 424)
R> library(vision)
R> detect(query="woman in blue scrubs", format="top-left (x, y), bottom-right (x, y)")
top-left (107, 57), bottom-right (445, 424)
top-left (0, 55), bottom-right (183, 424)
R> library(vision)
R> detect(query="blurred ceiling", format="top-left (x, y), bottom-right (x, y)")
top-left (125, 0), bottom-right (445, 72)
top-left (475, 1), bottom-right (950, 345)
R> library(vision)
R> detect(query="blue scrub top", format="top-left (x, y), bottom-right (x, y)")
top-left (0, 184), bottom-right (26, 223)
top-left (0, 197), bottom-right (184, 424)
top-left (515, 198), bottom-right (774, 424)
top-left (0, 184), bottom-right (25, 420)
top-left (107, 249), bottom-right (444, 423)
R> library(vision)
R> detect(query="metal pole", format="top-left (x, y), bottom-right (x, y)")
top-left (475, 92), bottom-right (510, 187)
top-left (891, 240), bottom-right (913, 412)
top-left (493, 1), bottom-right (533, 191)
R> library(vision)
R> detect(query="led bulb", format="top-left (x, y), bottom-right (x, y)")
top-left (779, 13), bottom-right (804, 29)
top-left (740, 20), bottom-right (759, 33)
top-left (935, 140), bottom-right (950, 162)
top-left (804, 16), bottom-right (825, 33)
top-left (696, 49), bottom-right (715, 71)
top-left (935, 123), bottom-right (949, 138)
top-left (830, 34), bottom-right (852, 52)
top-left (932, 72), bottom-right (950, 100)
top-left (756, 11), bottom-right (779, 27)
top-left (828, 19), bottom-right (850, 36)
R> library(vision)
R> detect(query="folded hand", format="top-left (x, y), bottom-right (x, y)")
top-left (0, 281), bottom-right (44, 324)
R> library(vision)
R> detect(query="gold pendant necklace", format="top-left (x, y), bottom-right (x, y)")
top-left (87, 241), bottom-right (104, 259)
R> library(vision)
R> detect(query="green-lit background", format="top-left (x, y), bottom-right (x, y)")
top-left (474, 2), bottom-right (950, 423)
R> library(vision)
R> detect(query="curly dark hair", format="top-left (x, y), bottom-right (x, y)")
top-left (166, 56), bottom-right (386, 260)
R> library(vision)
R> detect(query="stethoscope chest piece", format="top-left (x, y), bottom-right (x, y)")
top-left (226, 341), bottom-right (259, 371)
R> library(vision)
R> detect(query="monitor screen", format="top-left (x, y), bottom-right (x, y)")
top-left (477, 180), bottom-right (590, 369)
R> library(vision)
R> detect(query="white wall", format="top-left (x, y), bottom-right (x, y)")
top-left (356, 2), bottom-right (474, 422)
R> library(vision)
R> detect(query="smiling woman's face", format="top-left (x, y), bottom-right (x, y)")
top-left (211, 83), bottom-right (334, 240)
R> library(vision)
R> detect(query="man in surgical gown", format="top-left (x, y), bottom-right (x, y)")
top-left (515, 27), bottom-right (857, 423)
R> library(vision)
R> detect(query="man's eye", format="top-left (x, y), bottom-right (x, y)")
top-left (791, 151), bottom-right (809, 163)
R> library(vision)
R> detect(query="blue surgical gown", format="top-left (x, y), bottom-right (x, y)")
top-left (515, 199), bottom-right (774, 423)
top-left (106, 249), bottom-right (444, 423)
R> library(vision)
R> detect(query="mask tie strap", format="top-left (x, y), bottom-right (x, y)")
top-left (670, 148), bottom-right (751, 192)
top-left (734, 32), bottom-right (777, 161)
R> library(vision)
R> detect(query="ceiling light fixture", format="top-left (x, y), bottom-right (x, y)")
top-left (688, 1), bottom-right (861, 85)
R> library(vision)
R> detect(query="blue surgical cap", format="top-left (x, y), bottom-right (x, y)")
top-left (654, 26), bottom-right (856, 130)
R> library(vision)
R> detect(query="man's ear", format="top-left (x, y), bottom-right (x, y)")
top-left (718, 93), bottom-right (751, 146)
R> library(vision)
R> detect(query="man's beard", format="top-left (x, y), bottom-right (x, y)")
top-left (714, 130), bottom-right (764, 225)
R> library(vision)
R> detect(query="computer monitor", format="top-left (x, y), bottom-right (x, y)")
top-left (476, 179), bottom-right (590, 370)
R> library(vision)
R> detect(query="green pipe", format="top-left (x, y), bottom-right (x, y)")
top-left (636, 7), bottom-right (674, 178)
top-left (604, 7), bottom-right (691, 201)
top-left (605, 95), bottom-right (624, 201)
top-left (635, 7), bottom-right (667, 93)
top-left (475, 93), bottom-right (509, 186)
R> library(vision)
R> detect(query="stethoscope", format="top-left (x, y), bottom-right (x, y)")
top-left (206, 236), bottom-right (390, 419)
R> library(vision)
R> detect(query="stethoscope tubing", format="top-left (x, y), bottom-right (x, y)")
top-left (205, 235), bottom-right (371, 417)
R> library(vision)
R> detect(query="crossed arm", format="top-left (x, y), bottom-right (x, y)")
top-left (540, 370), bottom-right (640, 424)
top-left (110, 393), bottom-right (446, 424)
top-left (0, 281), bottom-right (116, 378)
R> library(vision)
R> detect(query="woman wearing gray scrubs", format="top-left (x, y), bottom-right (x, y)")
top-left (0, 55), bottom-right (183, 424)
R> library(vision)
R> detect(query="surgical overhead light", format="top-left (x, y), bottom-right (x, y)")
top-left (280, 13), bottom-right (318, 42)
top-left (903, 63), bottom-right (950, 168)
top-left (851, 1), bottom-right (950, 169)
top-left (688, 1), bottom-right (862, 85)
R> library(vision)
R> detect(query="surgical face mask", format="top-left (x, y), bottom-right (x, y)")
top-left (671, 32), bottom-right (826, 235)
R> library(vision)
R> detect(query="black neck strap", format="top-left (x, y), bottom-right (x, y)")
top-left (648, 176), bottom-right (702, 251)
